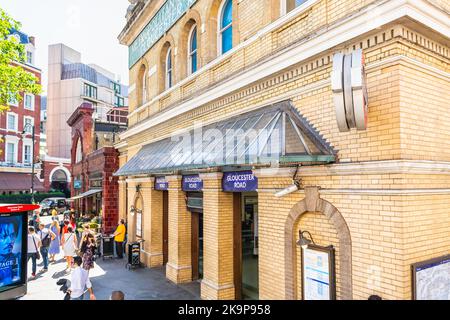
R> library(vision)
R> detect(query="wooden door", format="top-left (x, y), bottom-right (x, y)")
top-left (191, 212), bottom-right (200, 280)
top-left (233, 193), bottom-right (242, 300)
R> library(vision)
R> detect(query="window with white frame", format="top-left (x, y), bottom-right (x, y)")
top-left (219, 0), bottom-right (233, 55)
top-left (6, 142), bottom-right (17, 164)
top-left (24, 94), bottom-right (34, 110)
top-left (23, 116), bottom-right (34, 134)
top-left (23, 143), bottom-right (32, 165)
top-left (188, 25), bottom-right (198, 75)
top-left (165, 47), bottom-right (173, 90)
top-left (8, 93), bottom-right (19, 107)
top-left (283, 0), bottom-right (308, 14)
top-left (7, 113), bottom-right (18, 131)
top-left (27, 51), bottom-right (33, 64)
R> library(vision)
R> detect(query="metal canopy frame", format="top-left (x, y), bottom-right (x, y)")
top-left (114, 101), bottom-right (336, 177)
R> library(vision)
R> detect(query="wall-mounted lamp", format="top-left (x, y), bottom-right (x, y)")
top-left (296, 230), bottom-right (316, 249)
top-left (130, 205), bottom-right (136, 216)
top-left (136, 185), bottom-right (141, 193)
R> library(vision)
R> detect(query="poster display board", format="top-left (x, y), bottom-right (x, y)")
top-left (136, 209), bottom-right (142, 238)
top-left (412, 254), bottom-right (450, 300)
top-left (301, 244), bottom-right (336, 300)
top-left (0, 204), bottom-right (39, 300)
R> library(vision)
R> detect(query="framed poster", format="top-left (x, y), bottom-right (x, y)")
top-left (135, 209), bottom-right (142, 238)
top-left (411, 254), bottom-right (450, 300)
top-left (301, 244), bottom-right (336, 300)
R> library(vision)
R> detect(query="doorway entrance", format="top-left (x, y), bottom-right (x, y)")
top-left (234, 192), bottom-right (259, 300)
top-left (188, 192), bottom-right (204, 281)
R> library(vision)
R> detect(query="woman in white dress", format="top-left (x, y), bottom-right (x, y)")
top-left (61, 226), bottom-right (77, 272)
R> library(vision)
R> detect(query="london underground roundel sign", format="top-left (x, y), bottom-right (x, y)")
top-left (331, 49), bottom-right (369, 132)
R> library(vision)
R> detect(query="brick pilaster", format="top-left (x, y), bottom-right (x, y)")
top-left (165, 175), bottom-right (192, 283)
top-left (200, 172), bottom-right (235, 300)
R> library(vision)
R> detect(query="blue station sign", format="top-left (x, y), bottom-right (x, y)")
top-left (182, 175), bottom-right (203, 192)
top-left (222, 171), bottom-right (258, 192)
top-left (154, 177), bottom-right (168, 191)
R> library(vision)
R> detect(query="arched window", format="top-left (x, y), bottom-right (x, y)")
top-left (137, 64), bottom-right (147, 106)
top-left (142, 69), bottom-right (147, 103)
top-left (75, 138), bottom-right (82, 163)
top-left (165, 47), bottom-right (173, 90)
top-left (188, 25), bottom-right (198, 75)
top-left (219, 0), bottom-right (233, 55)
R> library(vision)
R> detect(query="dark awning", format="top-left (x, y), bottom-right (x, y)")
top-left (115, 101), bottom-right (336, 177)
top-left (69, 189), bottom-right (102, 200)
top-left (0, 172), bottom-right (45, 192)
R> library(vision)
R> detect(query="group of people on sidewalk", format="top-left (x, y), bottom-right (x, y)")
top-left (26, 210), bottom-right (127, 300)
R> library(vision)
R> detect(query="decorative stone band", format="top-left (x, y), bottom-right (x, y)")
top-left (140, 250), bottom-right (163, 258)
top-left (258, 188), bottom-right (450, 196)
top-left (297, 160), bottom-right (450, 176)
top-left (166, 262), bottom-right (192, 271)
top-left (201, 278), bottom-right (235, 291)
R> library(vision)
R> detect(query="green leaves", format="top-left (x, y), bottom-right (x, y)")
top-left (0, 8), bottom-right (42, 114)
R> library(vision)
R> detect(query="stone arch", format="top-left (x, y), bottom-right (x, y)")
top-left (284, 187), bottom-right (352, 300)
top-left (71, 130), bottom-right (83, 164)
top-left (158, 34), bottom-right (176, 94)
top-left (178, 9), bottom-right (202, 80)
top-left (132, 188), bottom-right (144, 239)
top-left (136, 60), bottom-right (149, 107)
top-left (49, 166), bottom-right (71, 183)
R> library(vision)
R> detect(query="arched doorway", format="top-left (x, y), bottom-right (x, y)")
top-left (50, 168), bottom-right (70, 197)
top-left (284, 187), bottom-right (352, 300)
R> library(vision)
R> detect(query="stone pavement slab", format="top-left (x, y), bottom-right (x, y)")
top-left (21, 253), bottom-right (200, 300)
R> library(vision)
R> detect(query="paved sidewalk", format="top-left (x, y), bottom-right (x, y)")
top-left (21, 253), bottom-right (200, 300)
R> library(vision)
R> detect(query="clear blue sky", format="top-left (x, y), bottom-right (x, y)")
top-left (0, 0), bottom-right (130, 92)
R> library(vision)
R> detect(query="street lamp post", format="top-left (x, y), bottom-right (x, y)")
top-left (22, 123), bottom-right (35, 204)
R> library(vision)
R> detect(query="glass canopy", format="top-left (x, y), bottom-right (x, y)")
top-left (115, 101), bottom-right (335, 176)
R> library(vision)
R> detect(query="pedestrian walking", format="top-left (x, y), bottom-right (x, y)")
top-left (51, 207), bottom-right (58, 219)
top-left (80, 233), bottom-right (96, 271)
top-left (112, 219), bottom-right (126, 259)
top-left (48, 220), bottom-right (61, 263)
top-left (61, 226), bottom-right (77, 272)
top-left (27, 226), bottom-right (41, 278)
top-left (29, 210), bottom-right (40, 230)
top-left (38, 223), bottom-right (55, 272)
top-left (67, 256), bottom-right (96, 300)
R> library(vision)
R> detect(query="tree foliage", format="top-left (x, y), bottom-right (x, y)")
top-left (0, 8), bottom-right (41, 114)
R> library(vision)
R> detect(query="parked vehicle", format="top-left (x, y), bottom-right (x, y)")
top-left (39, 198), bottom-right (70, 216)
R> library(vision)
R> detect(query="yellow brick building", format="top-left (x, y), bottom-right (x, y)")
top-left (115, 0), bottom-right (450, 300)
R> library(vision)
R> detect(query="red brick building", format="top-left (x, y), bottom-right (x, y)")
top-left (67, 102), bottom-right (127, 233)
top-left (0, 31), bottom-right (44, 195)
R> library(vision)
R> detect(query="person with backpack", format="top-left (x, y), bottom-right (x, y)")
top-left (27, 226), bottom-right (41, 279)
top-left (38, 223), bottom-right (56, 272)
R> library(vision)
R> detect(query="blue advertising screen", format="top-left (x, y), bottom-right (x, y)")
top-left (0, 213), bottom-right (26, 292)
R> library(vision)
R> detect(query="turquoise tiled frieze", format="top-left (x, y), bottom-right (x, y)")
top-left (129, 0), bottom-right (197, 68)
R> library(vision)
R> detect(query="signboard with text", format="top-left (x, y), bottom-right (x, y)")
top-left (182, 175), bottom-right (203, 192)
top-left (74, 180), bottom-right (82, 190)
top-left (302, 245), bottom-right (336, 300)
top-left (154, 177), bottom-right (168, 191)
top-left (222, 171), bottom-right (258, 192)
top-left (412, 254), bottom-right (450, 300)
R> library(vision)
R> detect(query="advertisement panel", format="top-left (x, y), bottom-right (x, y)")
top-left (301, 245), bottom-right (336, 300)
top-left (412, 255), bottom-right (450, 300)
